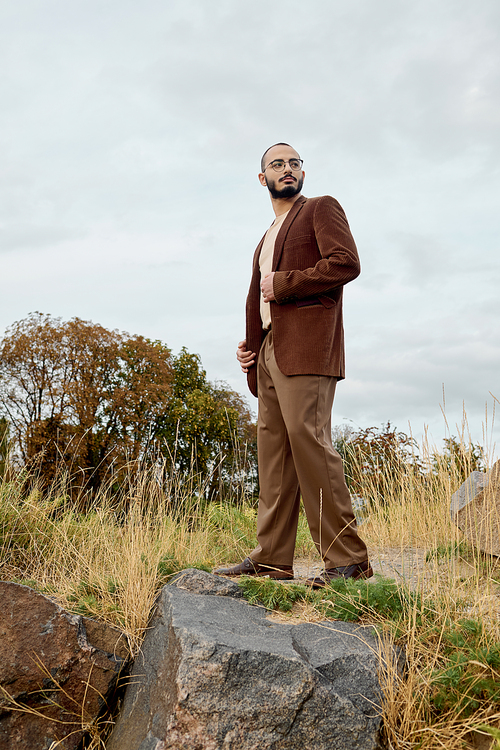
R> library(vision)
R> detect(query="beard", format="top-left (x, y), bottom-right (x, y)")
top-left (267, 174), bottom-right (304, 200)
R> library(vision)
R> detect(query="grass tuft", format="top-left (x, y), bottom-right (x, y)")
top-left (238, 573), bottom-right (422, 623)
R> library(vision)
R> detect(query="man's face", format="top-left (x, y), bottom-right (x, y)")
top-left (259, 145), bottom-right (304, 199)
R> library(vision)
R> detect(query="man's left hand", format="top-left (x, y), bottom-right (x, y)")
top-left (261, 272), bottom-right (276, 302)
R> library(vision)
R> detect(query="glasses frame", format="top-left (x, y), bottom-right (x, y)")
top-left (264, 158), bottom-right (304, 173)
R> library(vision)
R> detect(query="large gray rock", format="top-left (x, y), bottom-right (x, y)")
top-left (0, 582), bottom-right (130, 750)
top-left (108, 569), bottom-right (397, 750)
top-left (451, 460), bottom-right (500, 556)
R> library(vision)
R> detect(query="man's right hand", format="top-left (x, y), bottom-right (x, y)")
top-left (236, 340), bottom-right (256, 373)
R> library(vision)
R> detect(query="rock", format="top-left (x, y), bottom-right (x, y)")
top-left (451, 460), bottom-right (500, 556)
top-left (107, 569), bottom-right (398, 750)
top-left (0, 582), bottom-right (130, 750)
top-left (170, 567), bottom-right (244, 598)
top-left (450, 472), bottom-right (490, 517)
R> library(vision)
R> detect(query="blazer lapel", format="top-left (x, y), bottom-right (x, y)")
top-left (272, 195), bottom-right (307, 270)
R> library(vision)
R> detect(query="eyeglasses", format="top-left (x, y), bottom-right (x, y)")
top-left (264, 158), bottom-right (303, 172)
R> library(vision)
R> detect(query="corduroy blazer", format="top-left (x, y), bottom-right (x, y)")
top-left (245, 194), bottom-right (360, 397)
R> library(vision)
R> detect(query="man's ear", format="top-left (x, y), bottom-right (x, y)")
top-left (258, 172), bottom-right (267, 186)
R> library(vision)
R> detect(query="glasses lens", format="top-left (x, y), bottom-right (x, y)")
top-left (267, 159), bottom-right (303, 171)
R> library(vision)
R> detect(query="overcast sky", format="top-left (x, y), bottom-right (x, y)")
top-left (2, 0), bottom-right (499, 460)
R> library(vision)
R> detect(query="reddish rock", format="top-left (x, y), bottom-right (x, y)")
top-left (0, 582), bottom-right (129, 750)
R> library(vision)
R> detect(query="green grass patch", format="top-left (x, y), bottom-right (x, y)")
top-left (238, 574), bottom-right (423, 623)
top-left (428, 618), bottom-right (500, 718)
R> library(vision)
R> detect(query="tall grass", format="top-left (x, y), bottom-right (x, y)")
top-left (0, 459), bottom-right (312, 654)
top-left (330, 432), bottom-right (500, 749)
top-left (1, 437), bottom-right (499, 749)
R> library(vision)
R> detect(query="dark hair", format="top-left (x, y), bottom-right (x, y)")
top-left (260, 143), bottom-right (299, 172)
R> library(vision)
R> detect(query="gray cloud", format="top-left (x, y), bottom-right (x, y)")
top-left (0, 0), bottom-right (499, 455)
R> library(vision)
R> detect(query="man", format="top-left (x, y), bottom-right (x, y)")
top-left (215, 143), bottom-right (371, 588)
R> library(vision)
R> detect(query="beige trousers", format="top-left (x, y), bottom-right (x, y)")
top-left (251, 331), bottom-right (368, 569)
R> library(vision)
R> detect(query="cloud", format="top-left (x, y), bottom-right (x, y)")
top-left (0, 0), bottom-right (499, 456)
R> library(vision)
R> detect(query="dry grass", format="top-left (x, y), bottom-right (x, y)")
top-left (0, 462), bottom-right (312, 655)
top-left (378, 583), bottom-right (500, 750)
top-left (1, 436), bottom-right (500, 749)
top-left (350, 437), bottom-right (500, 750)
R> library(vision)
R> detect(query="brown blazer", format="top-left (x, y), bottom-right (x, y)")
top-left (245, 195), bottom-right (360, 397)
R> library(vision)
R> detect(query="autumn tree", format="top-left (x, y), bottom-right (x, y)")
top-left (0, 313), bottom-right (257, 503)
top-left (0, 313), bottom-right (172, 493)
top-left (113, 335), bottom-right (174, 462)
top-left (0, 313), bottom-right (69, 462)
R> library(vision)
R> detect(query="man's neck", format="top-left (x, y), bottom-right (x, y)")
top-left (270, 192), bottom-right (302, 217)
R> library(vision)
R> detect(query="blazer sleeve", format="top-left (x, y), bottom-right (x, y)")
top-left (272, 196), bottom-right (360, 303)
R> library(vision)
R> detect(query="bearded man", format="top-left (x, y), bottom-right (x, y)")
top-left (215, 143), bottom-right (371, 588)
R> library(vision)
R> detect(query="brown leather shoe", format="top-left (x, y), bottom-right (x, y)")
top-left (306, 559), bottom-right (373, 589)
top-left (213, 557), bottom-right (294, 580)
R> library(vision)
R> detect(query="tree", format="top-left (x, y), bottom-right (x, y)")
top-left (156, 348), bottom-right (257, 501)
top-left (206, 382), bottom-right (258, 502)
top-left (113, 335), bottom-right (174, 461)
top-left (0, 314), bottom-right (257, 504)
top-left (333, 421), bottom-right (422, 506)
top-left (0, 313), bottom-right (173, 494)
top-left (430, 435), bottom-right (485, 484)
top-left (0, 313), bottom-right (70, 463)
